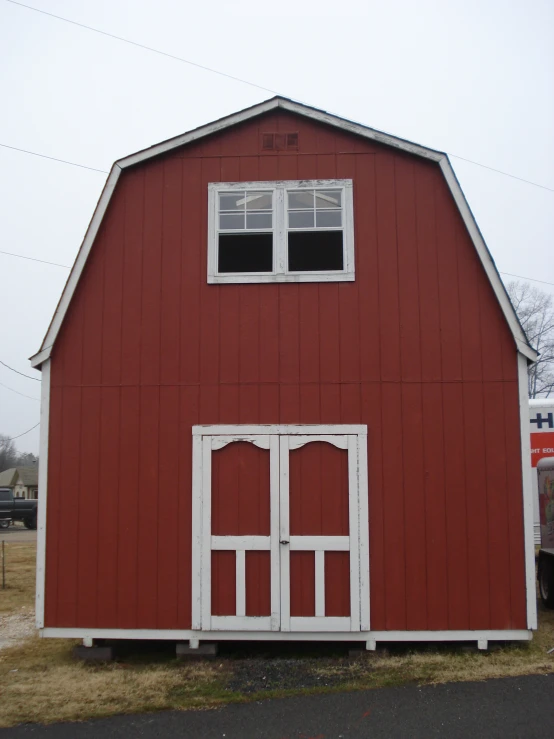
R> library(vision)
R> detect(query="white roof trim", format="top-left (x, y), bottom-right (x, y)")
top-left (30, 165), bottom-right (122, 368)
top-left (29, 97), bottom-right (537, 367)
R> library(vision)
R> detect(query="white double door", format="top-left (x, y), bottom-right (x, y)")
top-left (192, 425), bottom-right (369, 633)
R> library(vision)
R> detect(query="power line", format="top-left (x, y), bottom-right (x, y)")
top-left (0, 250), bottom-right (70, 269)
top-left (499, 272), bottom-right (554, 288)
top-left (0, 143), bottom-right (108, 174)
top-left (6, 0), bottom-right (554, 194)
top-left (7, 422), bottom-right (40, 441)
top-left (5, 0), bottom-right (280, 97)
top-left (449, 155), bottom-right (554, 193)
top-left (3, 134), bottom-right (552, 194)
top-left (0, 381), bottom-right (40, 401)
top-left (0, 360), bottom-right (41, 381)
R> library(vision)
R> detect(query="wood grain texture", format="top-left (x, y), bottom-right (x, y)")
top-left (45, 110), bottom-right (526, 632)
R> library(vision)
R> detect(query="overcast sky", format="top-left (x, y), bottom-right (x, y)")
top-left (1, 0), bottom-right (553, 455)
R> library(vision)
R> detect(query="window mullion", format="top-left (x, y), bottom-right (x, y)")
top-left (276, 187), bottom-right (285, 275)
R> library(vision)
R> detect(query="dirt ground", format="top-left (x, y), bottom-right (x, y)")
top-left (0, 611), bottom-right (35, 651)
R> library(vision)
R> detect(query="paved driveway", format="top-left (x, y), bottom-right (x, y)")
top-left (1, 673), bottom-right (552, 738)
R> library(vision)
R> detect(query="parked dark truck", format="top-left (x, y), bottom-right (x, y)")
top-left (0, 487), bottom-right (38, 529)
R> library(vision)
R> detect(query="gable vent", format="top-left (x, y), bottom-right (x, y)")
top-left (262, 132), bottom-right (299, 151)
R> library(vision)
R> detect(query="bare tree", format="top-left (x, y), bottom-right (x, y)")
top-left (0, 434), bottom-right (18, 472)
top-left (0, 435), bottom-right (39, 473)
top-left (508, 280), bottom-right (554, 398)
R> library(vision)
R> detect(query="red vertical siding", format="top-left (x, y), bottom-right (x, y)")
top-left (45, 110), bottom-right (526, 632)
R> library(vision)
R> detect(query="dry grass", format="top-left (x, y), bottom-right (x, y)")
top-left (0, 638), bottom-right (231, 727)
top-left (0, 542), bottom-right (553, 728)
top-left (0, 543), bottom-right (36, 614)
top-left (313, 606), bottom-right (554, 689)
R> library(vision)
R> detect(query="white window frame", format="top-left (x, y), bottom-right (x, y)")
top-left (207, 180), bottom-right (355, 284)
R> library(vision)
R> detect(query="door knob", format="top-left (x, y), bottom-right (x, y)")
top-left (279, 539), bottom-right (289, 545)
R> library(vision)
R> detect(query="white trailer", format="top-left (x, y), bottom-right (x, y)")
top-left (537, 457), bottom-right (554, 607)
top-left (529, 399), bottom-right (554, 545)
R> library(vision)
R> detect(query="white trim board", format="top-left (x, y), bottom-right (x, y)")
top-left (40, 627), bottom-right (533, 643)
top-left (193, 424), bottom-right (368, 436)
top-left (35, 359), bottom-right (51, 629)
top-left (518, 354), bottom-right (538, 630)
top-left (29, 96), bottom-right (536, 367)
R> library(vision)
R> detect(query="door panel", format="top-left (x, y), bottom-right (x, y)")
top-left (325, 551), bottom-right (351, 617)
top-left (212, 441), bottom-right (270, 535)
top-left (211, 551), bottom-right (236, 615)
top-left (202, 435), bottom-right (280, 631)
top-left (289, 441), bottom-right (350, 536)
top-left (290, 551), bottom-right (316, 617)
top-left (280, 435), bottom-right (359, 631)
top-left (245, 551), bottom-right (271, 616)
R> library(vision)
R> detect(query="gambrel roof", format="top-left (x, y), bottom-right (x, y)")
top-left (30, 96), bottom-right (537, 368)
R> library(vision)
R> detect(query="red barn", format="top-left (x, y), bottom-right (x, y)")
top-left (31, 97), bottom-right (538, 652)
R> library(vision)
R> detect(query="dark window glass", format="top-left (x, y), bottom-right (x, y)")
top-left (0, 490), bottom-right (12, 501)
top-left (288, 231), bottom-right (344, 272)
top-left (218, 233), bottom-right (273, 273)
top-left (286, 133), bottom-right (299, 149)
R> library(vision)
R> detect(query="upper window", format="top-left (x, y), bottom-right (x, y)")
top-left (207, 179), bottom-right (354, 283)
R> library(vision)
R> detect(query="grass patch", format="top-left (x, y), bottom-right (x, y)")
top-left (0, 542), bottom-right (553, 728)
top-left (0, 637), bottom-right (236, 727)
top-left (0, 542), bottom-right (36, 614)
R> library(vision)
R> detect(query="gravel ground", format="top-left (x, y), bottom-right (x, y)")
top-left (225, 655), bottom-right (363, 693)
top-left (0, 611), bottom-right (36, 651)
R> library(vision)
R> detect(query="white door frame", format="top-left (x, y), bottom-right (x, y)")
top-left (191, 424), bottom-right (369, 633)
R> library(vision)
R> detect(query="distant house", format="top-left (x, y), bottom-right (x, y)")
top-left (0, 467), bottom-right (38, 499)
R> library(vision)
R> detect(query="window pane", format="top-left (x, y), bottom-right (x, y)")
top-left (220, 213), bottom-right (245, 230)
top-left (246, 212), bottom-right (272, 229)
top-left (289, 211), bottom-right (315, 228)
top-left (316, 210), bottom-right (342, 228)
top-left (288, 191), bottom-right (314, 210)
top-left (219, 192), bottom-right (244, 211)
top-left (288, 231), bottom-right (344, 272)
top-left (245, 191), bottom-right (273, 210)
top-left (315, 190), bottom-right (342, 208)
top-left (218, 233), bottom-right (273, 273)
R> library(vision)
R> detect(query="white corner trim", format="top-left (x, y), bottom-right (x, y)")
top-left (30, 165), bottom-right (122, 366)
top-left (35, 359), bottom-right (50, 629)
top-left (518, 353), bottom-right (538, 630)
top-left (438, 157), bottom-right (537, 362)
top-left (39, 627), bottom-right (533, 643)
top-left (29, 347), bottom-right (52, 369)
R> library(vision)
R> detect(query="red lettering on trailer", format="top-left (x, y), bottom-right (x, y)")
top-left (531, 432), bottom-right (554, 467)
